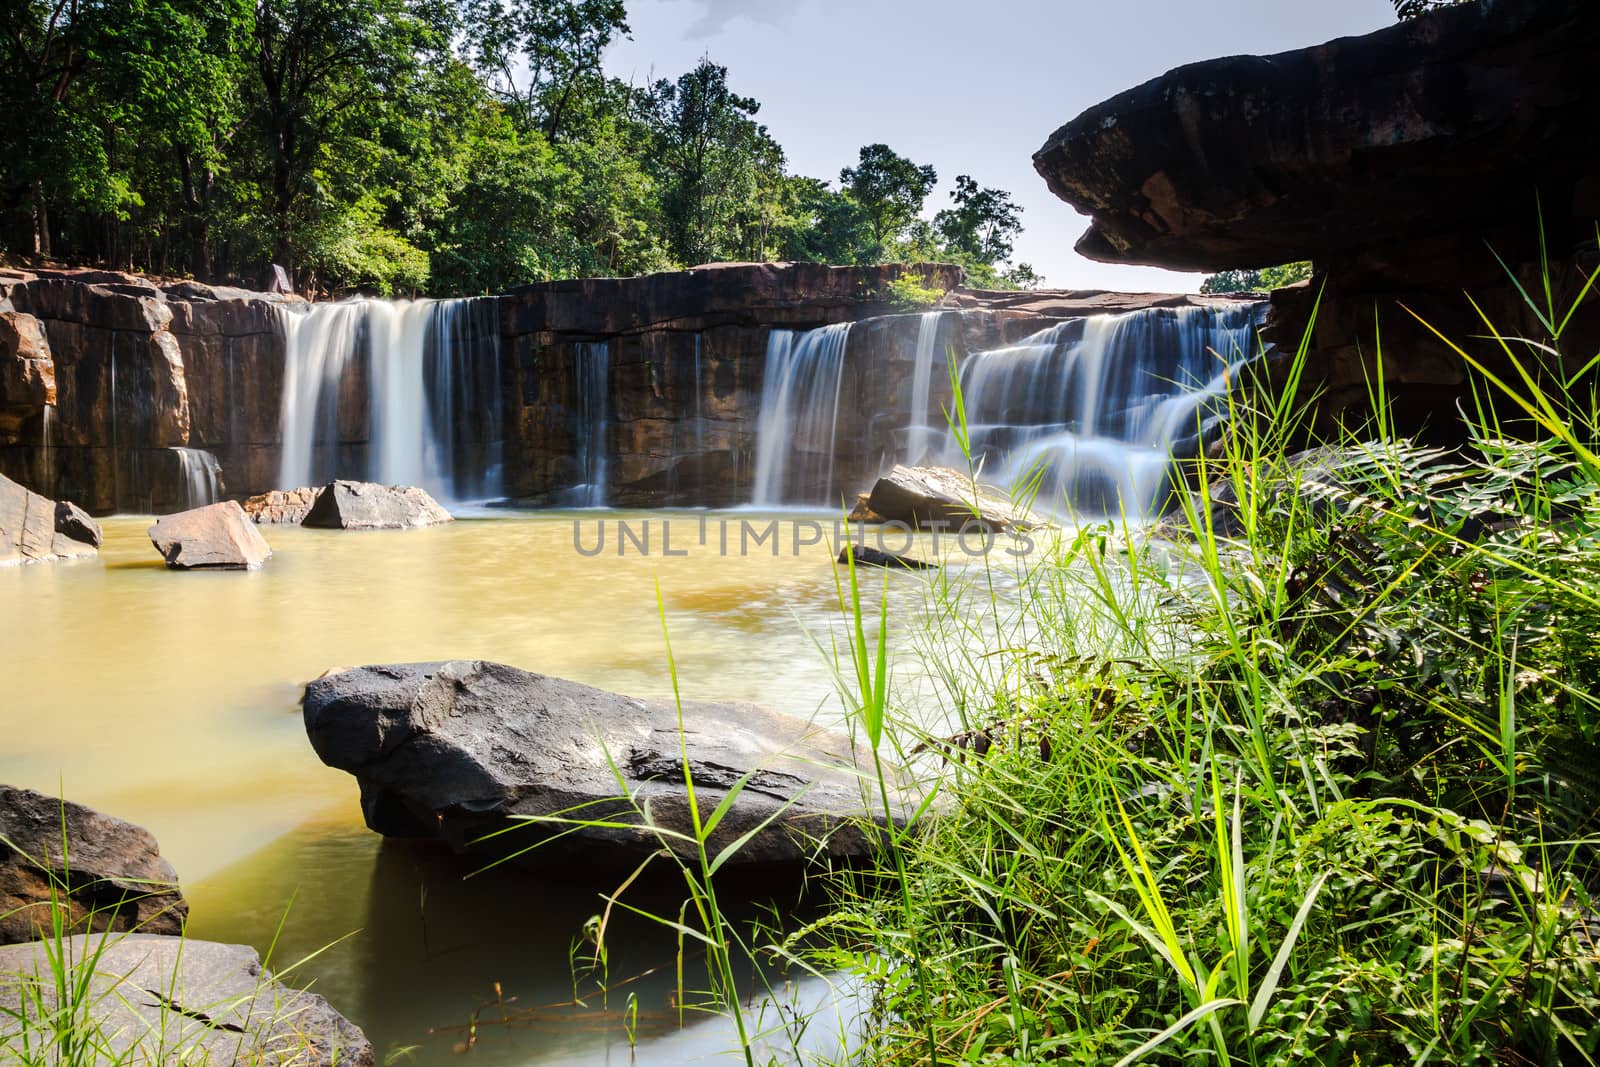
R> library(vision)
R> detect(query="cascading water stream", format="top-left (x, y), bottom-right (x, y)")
top-left (276, 298), bottom-right (502, 502)
top-left (569, 341), bottom-right (611, 508)
top-left (943, 303), bottom-right (1262, 516)
top-left (751, 322), bottom-right (853, 506)
top-left (905, 310), bottom-right (944, 465)
top-left (175, 448), bottom-right (222, 509)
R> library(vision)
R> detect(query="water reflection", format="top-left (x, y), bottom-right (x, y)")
top-left (186, 815), bottom-right (856, 1065)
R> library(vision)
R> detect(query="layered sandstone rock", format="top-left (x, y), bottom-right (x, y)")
top-left (0, 268), bottom-right (296, 512)
top-left (243, 486), bottom-right (324, 524)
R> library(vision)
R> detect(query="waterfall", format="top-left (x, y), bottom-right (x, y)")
top-left (944, 303), bottom-right (1261, 516)
top-left (905, 311), bottom-right (943, 465)
top-left (175, 447), bottom-right (221, 509)
top-left (570, 341), bottom-right (610, 507)
top-left (751, 323), bottom-right (853, 506)
top-left (276, 298), bottom-right (502, 501)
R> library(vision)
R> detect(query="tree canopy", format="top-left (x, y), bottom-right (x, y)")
top-left (0, 2), bottom-right (1037, 295)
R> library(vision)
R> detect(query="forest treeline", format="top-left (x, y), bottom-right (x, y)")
top-left (1, 0), bottom-right (1038, 296)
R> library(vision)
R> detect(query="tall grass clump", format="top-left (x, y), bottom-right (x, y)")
top-left (810, 253), bottom-right (1600, 1064)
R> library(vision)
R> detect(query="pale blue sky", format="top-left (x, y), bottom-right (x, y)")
top-left (605, 0), bottom-right (1399, 291)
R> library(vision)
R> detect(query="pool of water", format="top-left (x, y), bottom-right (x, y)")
top-left (0, 509), bottom-right (986, 1064)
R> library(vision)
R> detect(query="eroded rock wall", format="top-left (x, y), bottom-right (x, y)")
top-left (0, 268), bottom-right (295, 512)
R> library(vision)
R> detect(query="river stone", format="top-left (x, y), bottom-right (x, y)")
top-left (0, 934), bottom-right (374, 1066)
top-left (303, 661), bottom-right (902, 868)
top-left (0, 786), bottom-right (186, 945)
top-left (865, 465), bottom-right (1037, 533)
top-left (301, 480), bottom-right (453, 530)
top-left (148, 499), bottom-right (271, 569)
top-left (1, 472), bottom-right (99, 565)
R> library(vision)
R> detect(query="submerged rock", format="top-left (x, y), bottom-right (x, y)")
top-left (0, 934), bottom-right (374, 1066)
top-left (243, 486), bottom-right (324, 525)
top-left (148, 500), bottom-right (271, 569)
top-left (303, 661), bottom-right (903, 868)
top-left (301, 480), bottom-right (452, 530)
top-left (838, 544), bottom-right (933, 571)
top-left (865, 465), bottom-right (1037, 533)
top-left (0, 785), bottom-right (186, 945)
top-left (0, 473), bottom-right (99, 565)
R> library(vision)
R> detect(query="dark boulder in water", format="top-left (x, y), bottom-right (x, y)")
top-left (302, 661), bottom-right (910, 869)
top-left (301, 480), bottom-right (452, 530)
top-left (0, 785), bottom-right (186, 945)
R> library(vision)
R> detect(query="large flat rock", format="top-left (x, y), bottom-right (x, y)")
top-left (303, 661), bottom-right (900, 868)
top-left (0, 934), bottom-right (374, 1065)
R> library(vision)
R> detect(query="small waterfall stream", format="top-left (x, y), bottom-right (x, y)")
top-left (277, 298), bottom-right (502, 501)
top-left (751, 323), bottom-right (853, 506)
top-left (905, 310), bottom-right (944, 465)
top-left (175, 448), bottom-right (222, 509)
top-left (570, 341), bottom-right (611, 507)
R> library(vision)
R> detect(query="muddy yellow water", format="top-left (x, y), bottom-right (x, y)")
top-left (0, 510), bottom-right (987, 1064)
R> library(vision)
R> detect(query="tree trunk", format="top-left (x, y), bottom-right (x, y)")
top-left (31, 187), bottom-right (50, 257)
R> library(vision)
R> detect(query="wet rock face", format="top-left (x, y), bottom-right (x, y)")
top-left (0, 786), bottom-right (186, 945)
top-left (0, 934), bottom-right (375, 1066)
top-left (300, 480), bottom-right (452, 530)
top-left (303, 661), bottom-right (904, 869)
top-left (148, 499), bottom-right (272, 569)
top-left (0, 472), bottom-right (99, 565)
